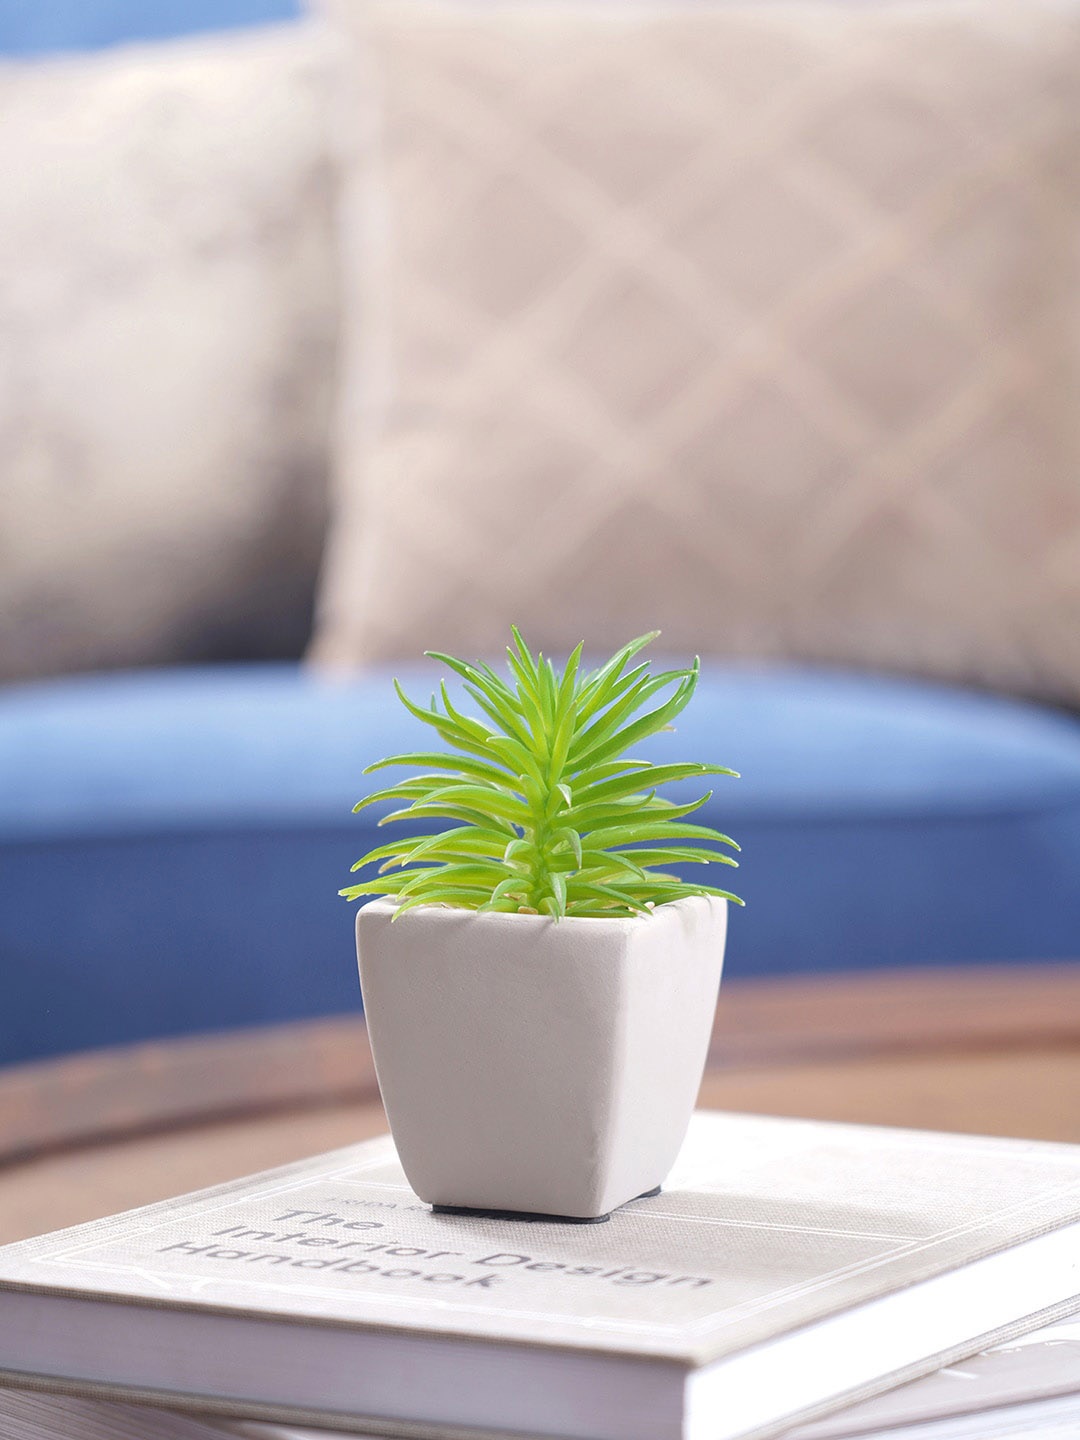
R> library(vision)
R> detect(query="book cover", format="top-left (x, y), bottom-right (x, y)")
top-left (2, 1110), bottom-right (1079, 1363)
top-left (0, 1111), bottom-right (1078, 1440)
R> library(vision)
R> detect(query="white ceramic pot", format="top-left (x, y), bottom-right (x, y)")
top-left (356, 894), bottom-right (727, 1220)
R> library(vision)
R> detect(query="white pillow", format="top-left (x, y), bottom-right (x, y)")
top-left (0, 22), bottom-right (338, 680)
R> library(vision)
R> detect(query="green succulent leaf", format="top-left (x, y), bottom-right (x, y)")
top-left (572, 761), bottom-right (738, 808)
top-left (363, 752), bottom-right (515, 786)
top-left (343, 629), bottom-right (742, 919)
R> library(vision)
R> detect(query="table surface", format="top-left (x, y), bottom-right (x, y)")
top-left (1, 963), bottom-right (1078, 1244)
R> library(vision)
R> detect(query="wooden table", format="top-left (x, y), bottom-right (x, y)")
top-left (2, 964), bottom-right (1078, 1244)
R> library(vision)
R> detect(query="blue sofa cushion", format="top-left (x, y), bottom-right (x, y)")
top-left (2, 661), bottom-right (1080, 1065)
top-left (0, 1), bottom-right (301, 56)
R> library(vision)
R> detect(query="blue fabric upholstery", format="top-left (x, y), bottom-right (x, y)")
top-left (0, 0), bottom-right (300, 56)
top-left (3, 661), bottom-right (1080, 1066)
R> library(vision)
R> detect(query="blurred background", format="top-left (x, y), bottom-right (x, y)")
top-left (1, 0), bottom-right (1079, 1233)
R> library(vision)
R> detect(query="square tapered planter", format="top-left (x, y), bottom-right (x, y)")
top-left (356, 894), bottom-right (727, 1219)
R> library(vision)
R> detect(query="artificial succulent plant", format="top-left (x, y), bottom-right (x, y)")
top-left (341, 628), bottom-right (742, 919)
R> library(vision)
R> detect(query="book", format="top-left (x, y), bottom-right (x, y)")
top-left (0, 1111), bottom-right (1078, 1440)
top-left (793, 1316), bottom-right (1080, 1437)
top-left (1, 1317), bottom-right (1079, 1440)
top-left (1, 1394), bottom-right (1080, 1440)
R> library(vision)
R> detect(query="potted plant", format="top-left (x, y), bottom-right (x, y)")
top-left (342, 630), bottom-right (742, 1222)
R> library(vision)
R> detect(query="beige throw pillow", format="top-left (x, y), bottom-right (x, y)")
top-left (312, 0), bottom-right (1080, 703)
top-left (0, 23), bottom-right (338, 681)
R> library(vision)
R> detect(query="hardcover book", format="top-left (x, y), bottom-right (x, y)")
top-left (0, 1111), bottom-right (1078, 1440)
top-left (1, 1318), bottom-right (1079, 1440)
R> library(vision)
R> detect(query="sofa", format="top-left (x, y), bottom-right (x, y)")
top-left (6, 658), bottom-right (1080, 1067)
top-left (3, 0), bottom-right (1080, 1069)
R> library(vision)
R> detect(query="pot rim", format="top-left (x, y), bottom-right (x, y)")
top-left (358, 892), bottom-right (725, 930)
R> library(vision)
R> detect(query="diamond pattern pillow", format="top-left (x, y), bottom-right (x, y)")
top-left (312, 0), bottom-right (1080, 703)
